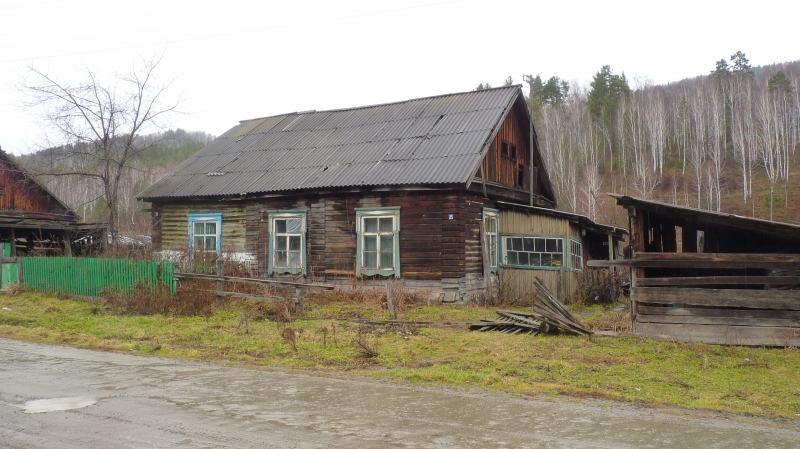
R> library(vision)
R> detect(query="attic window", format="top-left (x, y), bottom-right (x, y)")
top-left (0, 185), bottom-right (5, 195)
top-left (501, 141), bottom-right (516, 161)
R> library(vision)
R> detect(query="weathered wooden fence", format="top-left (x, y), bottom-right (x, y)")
top-left (21, 257), bottom-right (175, 296)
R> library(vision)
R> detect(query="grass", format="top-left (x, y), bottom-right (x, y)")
top-left (1, 290), bottom-right (799, 421)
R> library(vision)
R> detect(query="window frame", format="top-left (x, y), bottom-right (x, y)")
top-left (355, 207), bottom-right (400, 278)
top-left (499, 233), bottom-right (566, 271)
top-left (188, 213), bottom-right (222, 254)
top-left (267, 209), bottom-right (307, 275)
top-left (570, 237), bottom-right (584, 272)
top-left (482, 208), bottom-right (500, 274)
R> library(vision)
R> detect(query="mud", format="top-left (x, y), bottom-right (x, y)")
top-left (0, 338), bottom-right (797, 448)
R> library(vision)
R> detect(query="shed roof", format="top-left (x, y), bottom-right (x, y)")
top-left (140, 86), bottom-right (545, 200)
top-left (611, 194), bottom-right (800, 241)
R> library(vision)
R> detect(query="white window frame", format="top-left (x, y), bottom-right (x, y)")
top-left (268, 210), bottom-right (307, 275)
top-left (188, 213), bottom-right (222, 254)
top-left (570, 238), bottom-right (583, 271)
top-left (355, 207), bottom-right (400, 277)
top-left (501, 234), bottom-right (565, 270)
top-left (482, 208), bottom-right (499, 274)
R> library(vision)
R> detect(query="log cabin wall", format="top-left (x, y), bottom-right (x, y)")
top-left (153, 189), bottom-right (497, 301)
top-left (478, 106), bottom-right (530, 190)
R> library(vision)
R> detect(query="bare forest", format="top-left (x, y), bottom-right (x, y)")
top-left (519, 55), bottom-right (800, 228)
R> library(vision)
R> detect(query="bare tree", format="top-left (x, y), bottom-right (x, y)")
top-left (22, 56), bottom-right (178, 245)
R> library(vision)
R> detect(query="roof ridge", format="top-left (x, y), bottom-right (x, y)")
top-left (239, 85), bottom-right (523, 123)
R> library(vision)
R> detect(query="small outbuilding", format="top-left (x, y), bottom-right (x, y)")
top-left (140, 86), bottom-right (623, 302)
top-left (590, 194), bottom-right (800, 346)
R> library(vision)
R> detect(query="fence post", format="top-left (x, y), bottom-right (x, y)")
top-left (295, 287), bottom-right (306, 315)
top-left (216, 259), bottom-right (224, 305)
top-left (386, 280), bottom-right (396, 320)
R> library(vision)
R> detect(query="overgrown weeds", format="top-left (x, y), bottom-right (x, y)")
top-left (105, 280), bottom-right (216, 316)
top-left (574, 269), bottom-right (628, 305)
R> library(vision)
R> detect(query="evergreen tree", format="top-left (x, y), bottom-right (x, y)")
top-left (587, 65), bottom-right (630, 124)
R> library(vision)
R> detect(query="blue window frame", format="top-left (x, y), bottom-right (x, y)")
top-left (355, 207), bottom-right (400, 277)
top-left (267, 210), bottom-right (307, 275)
top-left (500, 234), bottom-right (565, 270)
top-left (482, 208), bottom-right (500, 274)
top-left (188, 213), bottom-right (222, 254)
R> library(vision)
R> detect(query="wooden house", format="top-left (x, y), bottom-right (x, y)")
top-left (589, 195), bottom-right (800, 346)
top-left (140, 86), bottom-right (624, 302)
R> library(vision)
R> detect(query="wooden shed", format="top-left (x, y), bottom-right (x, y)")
top-left (590, 195), bottom-right (800, 346)
top-left (140, 86), bottom-right (622, 302)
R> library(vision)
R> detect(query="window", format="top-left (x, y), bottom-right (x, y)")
top-left (483, 208), bottom-right (499, 274)
top-left (570, 238), bottom-right (583, 271)
top-left (510, 144), bottom-right (517, 161)
top-left (502, 235), bottom-right (564, 268)
top-left (356, 207), bottom-right (400, 277)
top-left (501, 141), bottom-right (509, 158)
top-left (188, 213), bottom-right (222, 254)
top-left (501, 141), bottom-right (516, 161)
top-left (268, 210), bottom-right (307, 275)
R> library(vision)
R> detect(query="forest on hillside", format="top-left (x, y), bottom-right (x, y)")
top-left (499, 53), bottom-right (800, 228)
top-left (16, 129), bottom-right (213, 234)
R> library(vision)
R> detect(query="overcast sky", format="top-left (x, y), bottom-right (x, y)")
top-left (1, 0), bottom-right (798, 155)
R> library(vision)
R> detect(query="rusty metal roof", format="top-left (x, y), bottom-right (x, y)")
top-left (140, 86), bottom-right (525, 200)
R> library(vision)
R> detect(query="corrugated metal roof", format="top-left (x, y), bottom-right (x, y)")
top-left (140, 86), bottom-right (523, 199)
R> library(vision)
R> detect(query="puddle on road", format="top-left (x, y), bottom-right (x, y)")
top-left (23, 397), bottom-right (97, 413)
top-left (176, 370), bottom-right (213, 376)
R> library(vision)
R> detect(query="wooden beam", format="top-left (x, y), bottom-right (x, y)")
top-left (635, 322), bottom-right (800, 346)
top-left (174, 272), bottom-right (335, 289)
top-left (587, 253), bottom-right (800, 269)
top-left (637, 276), bottom-right (800, 287)
top-left (637, 304), bottom-right (800, 320)
top-left (631, 287), bottom-right (800, 310)
top-left (636, 313), bottom-right (799, 328)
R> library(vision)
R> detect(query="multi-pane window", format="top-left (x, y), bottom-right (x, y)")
top-left (269, 210), bottom-right (306, 275)
top-left (483, 209), bottom-right (499, 273)
top-left (570, 239), bottom-right (583, 271)
top-left (356, 207), bottom-right (400, 277)
top-left (503, 236), bottom-right (564, 268)
top-left (188, 213), bottom-right (222, 254)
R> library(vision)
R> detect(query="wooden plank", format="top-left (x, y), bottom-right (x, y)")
top-left (637, 276), bottom-right (800, 287)
top-left (636, 313), bottom-right (799, 327)
top-left (637, 305), bottom-right (800, 320)
top-left (636, 322), bottom-right (800, 346)
top-left (206, 290), bottom-right (288, 302)
top-left (632, 287), bottom-right (800, 310)
top-left (174, 272), bottom-right (334, 289)
top-left (588, 253), bottom-right (800, 269)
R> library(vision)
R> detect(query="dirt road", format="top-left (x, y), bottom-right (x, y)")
top-left (0, 338), bottom-right (797, 448)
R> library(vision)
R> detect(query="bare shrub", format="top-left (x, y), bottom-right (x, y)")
top-left (350, 325), bottom-right (379, 358)
top-left (281, 327), bottom-right (298, 352)
top-left (574, 269), bottom-right (628, 305)
top-left (105, 280), bottom-right (216, 317)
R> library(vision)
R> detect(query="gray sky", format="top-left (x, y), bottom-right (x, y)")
top-left (1, 0), bottom-right (798, 155)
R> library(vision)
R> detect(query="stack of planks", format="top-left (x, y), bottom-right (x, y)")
top-left (470, 278), bottom-right (591, 335)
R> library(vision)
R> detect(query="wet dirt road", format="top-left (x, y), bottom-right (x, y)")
top-left (0, 338), bottom-right (797, 448)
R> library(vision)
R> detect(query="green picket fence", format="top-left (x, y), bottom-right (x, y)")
top-left (21, 257), bottom-right (175, 297)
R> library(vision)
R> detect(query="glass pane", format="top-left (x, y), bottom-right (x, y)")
top-left (364, 218), bottom-right (378, 233)
top-left (507, 251), bottom-right (518, 265)
top-left (487, 217), bottom-right (497, 233)
top-left (518, 252), bottom-right (529, 266)
top-left (552, 254), bottom-right (564, 266)
top-left (276, 251), bottom-right (287, 267)
top-left (289, 251), bottom-right (301, 268)
top-left (364, 251), bottom-right (377, 268)
top-left (523, 238), bottom-right (534, 252)
top-left (205, 222), bottom-right (216, 235)
top-left (379, 217), bottom-right (393, 233)
top-left (512, 238), bottom-right (523, 251)
top-left (557, 239), bottom-right (563, 253)
top-left (546, 239), bottom-right (558, 253)
top-left (287, 218), bottom-right (302, 233)
top-left (289, 235), bottom-right (301, 251)
top-left (275, 219), bottom-right (286, 234)
top-left (380, 251), bottom-right (393, 269)
top-left (490, 251), bottom-right (497, 267)
top-left (276, 236), bottom-right (287, 251)
top-left (193, 236), bottom-right (203, 249)
top-left (194, 223), bottom-right (204, 235)
top-left (505, 237), bottom-right (512, 251)
top-left (380, 235), bottom-right (393, 252)
top-left (535, 238), bottom-right (545, 252)
top-left (364, 235), bottom-right (377, 251)
top-left (529, 253), bottom-right (541, 266)
top-left (541, 253), bottom-right (552, 266)
top-left (205, 236), bottom-right (216, 250)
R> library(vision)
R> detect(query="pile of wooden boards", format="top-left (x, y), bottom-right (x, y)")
top-left (469, 277), bottom-right (592, 336)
